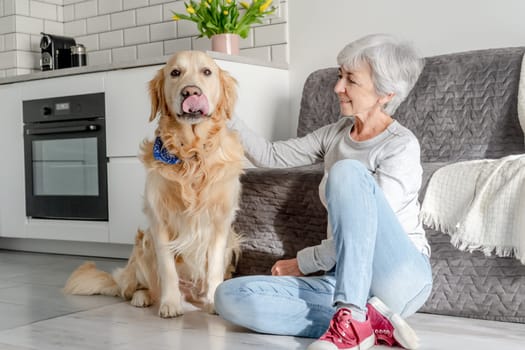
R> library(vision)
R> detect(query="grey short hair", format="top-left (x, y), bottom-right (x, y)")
top-left (337, 34), bottom-right (424, 115)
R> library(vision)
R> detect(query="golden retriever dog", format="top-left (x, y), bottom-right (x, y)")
top-left (64, 50), bottom-right (244, 317)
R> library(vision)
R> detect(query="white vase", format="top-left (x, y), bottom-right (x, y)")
top-left (211, 33), bottom-right (240, 55)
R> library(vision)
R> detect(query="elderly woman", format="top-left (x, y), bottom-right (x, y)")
top-left (215, 34), bottom-right (433, 350)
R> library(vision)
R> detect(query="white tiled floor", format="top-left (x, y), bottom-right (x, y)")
top-left (0, 250), bottom-right (524, 350)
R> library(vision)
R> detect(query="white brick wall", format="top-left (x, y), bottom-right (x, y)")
top-left (0, 0), bottom-right (289, 76)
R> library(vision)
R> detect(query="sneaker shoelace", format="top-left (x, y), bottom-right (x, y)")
top-left (320, 308), bottom-right (358, 345)
top-left (368, 306), bottom-right (396, 346)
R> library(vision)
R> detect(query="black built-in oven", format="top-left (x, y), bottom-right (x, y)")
top-left (23, 93), bottom-right (108, 221)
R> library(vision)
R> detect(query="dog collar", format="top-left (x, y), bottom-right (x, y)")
top-left (153, 137), bottom-right (181, 165)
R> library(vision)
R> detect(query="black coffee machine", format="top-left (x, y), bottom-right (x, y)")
top-left (40, 32), bottom-right (76, 71)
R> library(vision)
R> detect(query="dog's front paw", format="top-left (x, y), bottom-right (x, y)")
top-left (131, 290), bottom-right (153, 308)
top-left (158, 298), bottom-right (184, 318)
top-left (202, 301), bottom-right (216, 315)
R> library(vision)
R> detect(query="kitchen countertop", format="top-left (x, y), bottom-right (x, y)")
top-left (0, 51), bottom-right (288, 85)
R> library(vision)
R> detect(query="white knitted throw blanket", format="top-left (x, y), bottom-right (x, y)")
top-left (420, 154), bottom-right (525, 264)
top-left (519, 53), bottom-right (525, 135)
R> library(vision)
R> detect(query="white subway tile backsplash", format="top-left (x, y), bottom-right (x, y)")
top-left (74, 0), bottom-right (97, 19)
top-left (162, 2), bottom-right (184, 22)
top-left (150, 0), bottom-right (172, 5)
top-left (123, 0), bottom-right (148, 11)
top-left (3, 0), bottom-right (15, 16)
top-left (29, 33), bottom-right (41, 51)
top-left (110, 9), bottom-right (135, 30)
top-left (192, 36), bottom-right (211, 52)
top-left (6, 67), bottom-right (35, 76)
top-left (240, 46), bottom-right (271, 62)
top-left (0, 51), bottom-right (16, 69)
top-left (112, 45), bottom-right (136, 63)
top-left (254, 23), bottom-right (286, 47)
top-left (177, 20), bottom-right (199, 37)
top-left (136, 5), bottom-right (162, 25)
top-left (30, 1), bottom-right (58, 21)
top-left (150, 21), bottom-right (176, 42)
top-left (3, 0), bottom-right (288, 76)
top-left (16, 16), bottom-right (44, 34)
top-left (17, 0), bottom-right (30, 16)
top-left (239, 29), bottom-right (254, 49)
top-left (40, 0), bottom-right (63, 5)
top-left (137, 41), bottom-right (162, 59)
top-left (87, 49), bottom-right (111, 65)
top-left (271, 43), bottom-right (288, 63)
top-left (0, 15), bottom-right (15, 34)
top-left (15, 33), bottom-right (31, 50)
top-left (63, 0), bottom-right (85, 5)
top-left (76, 33), bottom-right (99, 51)
top-left (5, 68), bottom-right (16, 76)
top-left (99, 0), bottom-right (123, 15)
top-left (57, 5), bottom-right (63, 22)
top-left (164, 37), bottom-right (191, 55)
top-left (44, 20), bottom-right (63, 35)
top-left (63, 4), bottom-right (74, 21)
top-left (87, 15), bottom-right (110, 33)
top-left (16, 50), bottom-right (39, 69)
top-left (99, 29), bottom-right (123, 49)
top-left (4, 33), bottom-right (16, 50)
top-left (64, 19), bottom-right (86, 36)
top-left (123, 25), bottom-right (148, 45)
top-left (271, 1), bottom-right (287, 24)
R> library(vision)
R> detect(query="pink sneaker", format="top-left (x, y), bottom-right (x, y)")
top-left (367, 297), bottom-right (420, 349)
top-left (307, 308), bottom-right (375, 350)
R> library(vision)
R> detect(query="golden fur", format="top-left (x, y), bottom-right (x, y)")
top-left (64, 51), bottom-right (244, 317)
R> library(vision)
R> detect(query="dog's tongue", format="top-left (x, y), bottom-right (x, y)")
top-left (182, 94), bottom-right (209, 115)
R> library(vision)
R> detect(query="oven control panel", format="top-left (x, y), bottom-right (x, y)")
top-left (23, 93), bottom-right (105, 123)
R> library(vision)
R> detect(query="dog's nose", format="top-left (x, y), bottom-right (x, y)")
top-left (181, 85), bottom-right (202, 98)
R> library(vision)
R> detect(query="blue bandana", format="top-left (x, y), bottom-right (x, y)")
top-left (153, 137), bottom-right (181, 165)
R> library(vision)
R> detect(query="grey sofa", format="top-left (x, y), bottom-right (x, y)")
top-left (233, 47), bottom-right (525, 323)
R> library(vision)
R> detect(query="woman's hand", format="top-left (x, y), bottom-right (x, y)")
top-left (271, 258), bottom-right (304, 276)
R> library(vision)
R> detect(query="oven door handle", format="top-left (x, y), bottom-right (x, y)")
top-left (26, 124), bottom-right (100, 135)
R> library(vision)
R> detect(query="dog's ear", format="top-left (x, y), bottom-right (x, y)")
top-left (148, 68), bottom-right (166, 122)
top-left (218, 68), bottom-right (238, 120)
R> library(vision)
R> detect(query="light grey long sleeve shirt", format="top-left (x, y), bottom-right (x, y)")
top-left (229, 116), bottom-right (430, 275)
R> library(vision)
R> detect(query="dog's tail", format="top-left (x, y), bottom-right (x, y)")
top-left (63, 261), bottom-right (120, 297)
top-left (224, 229), bottom-right (243, 280)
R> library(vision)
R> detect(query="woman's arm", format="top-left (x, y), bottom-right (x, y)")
top-left (228, 116), bottom-right (340, 168)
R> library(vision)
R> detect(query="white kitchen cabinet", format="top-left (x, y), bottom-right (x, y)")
top-left (107, 157), bottom-right (148, 244)
top-left (20, 73), bottom-right (105, 101)
top-left (105, 66), bottom-right (159, 158)
top-left (0, 84), bottom-right (25, 238)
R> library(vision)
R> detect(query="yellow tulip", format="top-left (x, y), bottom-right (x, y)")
top-left (187, 6), bottom-right (196, 14)
top-left (226, 0), bottom-right (232, 3)
top-left (259, 0), bottom-right (272, 12)
top-left (172, 14), bottom-right (180, 21)
top-left (240, 1), bottom-right (250, 9)
top-left (223, 10), bottom-right (229, 15)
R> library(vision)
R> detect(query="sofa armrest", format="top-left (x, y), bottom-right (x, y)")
top-left (233, 165), bottom-right (327, 275)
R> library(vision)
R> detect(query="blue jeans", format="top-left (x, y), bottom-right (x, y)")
top-left (215, 160), bottom-right (433, 338)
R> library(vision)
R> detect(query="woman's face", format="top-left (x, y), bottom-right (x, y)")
top-left (334, 62), bottom-right (382, 119)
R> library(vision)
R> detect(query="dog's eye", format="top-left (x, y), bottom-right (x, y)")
top-left (170, 69), bottom-right (181, 77)
top-left (203, 68), bottom-right (212, 76)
